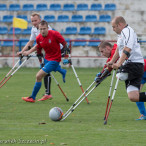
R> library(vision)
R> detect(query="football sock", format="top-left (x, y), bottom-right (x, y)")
top-left (136, 102), bottom-right (146, 116)
top-left (139, 92), bottom-right (146, 102)
top-left (44, 74), bottom-right (51, 95)
top-left (31, 82), bottom-right (42, 100)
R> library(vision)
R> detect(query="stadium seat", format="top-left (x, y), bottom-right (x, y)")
top-left (104, 3), bottom-right (116, 11)
top-left (17, 38), bottom-right (29, 47)
top-left (1, 41), bottom-right (13, 47)
top-left (2, 15), bottom-right (13, 22)
top-left (57, 15), bottom-right (69, 22)
top-left (21, 27), bottom-right (31, 35)
top-left (93, 27), bottom-right (106, 35)
top-left (9, 4), bottom-right (20, 11)
top-left (49, 4), bottom-right (61, 11)
top-left (76, 4), bottom-right (88, 11)
top-left (62, 4), bottom-right (75, 11)
top-left (90, 4), bottom-right (102, 11)
top-left (65, 38), bottom-right (70, 43)
top-left (64, 27), bottom-right (77, 35)
top-left (87, 38), bottom-right (100, 46)
top-left (71, 15), bottom-right (83, 22)
top-left (8, 27), bottom-right (22, 35)
top-left (36, 4), bottom-right (48, 11)
top-left (85, 15), bottom-right (97, 22)
top-left (22, 4), bottom-right (34, 11)
top-left (17, 15), bottom-right (28, 22)
top-left (0, 4), bottom-right (7, 11)
top-left (72, 38), bottom-right (87, 46)
top-left (79, 27), bottom-right (92, 35)
top-left (44, 15), bottom-right (55, 22)
top-left (98, 15), bottom-right (111, 22)
top-left (0, 27), bottom-right (8, 34)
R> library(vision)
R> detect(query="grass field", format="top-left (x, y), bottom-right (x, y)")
top-left (0, 67), bottom-right (146, 146)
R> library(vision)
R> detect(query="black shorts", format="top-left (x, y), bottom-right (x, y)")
top-left (122, 62), bottom-right (144, 90)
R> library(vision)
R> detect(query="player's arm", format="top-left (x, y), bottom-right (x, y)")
top-left (22, 44), bottom-right (37, 56)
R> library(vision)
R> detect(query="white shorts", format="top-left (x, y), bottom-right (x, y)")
top-left (127, 85), bottom-right (139, 93)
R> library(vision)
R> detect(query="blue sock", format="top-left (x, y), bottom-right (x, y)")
top-left (136, 102), bottom-right (146, 116)
top-left (31, 82), bottom-right (42, 100)
top-left (56, 65), bottom-right (67, 82)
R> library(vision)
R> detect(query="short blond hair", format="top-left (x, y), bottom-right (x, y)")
top-left (31, 12), bottom-right (41, 18)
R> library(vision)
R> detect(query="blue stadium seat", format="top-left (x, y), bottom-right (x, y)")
top-left (90, 4), bottom-right (102, 11)
top-left (64, 27), bottom-right (77, 35)
top-left (79, 27), bottom-right (92, 35)
top-left (0, 4), bottom-right (7, 11)
top-left (104, 3), bottom-right (116, 11)
top-left (44, 15), bottom-right (55, 22)
top-left (87, 38), bottom-right (100, 46)
top-left (17, 15), bottom-right (28, 22)
top-left (36, 4), bottom-right (48, 11)
top-left (93, 27), bottom-right (106, 35)
top-left (22, 4), bottom-right (34, 11)
top-left (1, 41), bottom-right (13, 47)
top-left (22, 27), bottom-right (31, 35)
top-left (65, 38), bottom-right (70, 43)
top-left (63, 4), bottom-right (75, 11)
top-left (85, 15), bottom-right (97, 22)
top-left (49, 4), bottom-right (61, 11)
top-left (73, 38), bottom-right (87, 46)
top-left (17, 38), bottom-right (29, 47)
top-left (9, 4), bottom-right (20, 11)
top-left (98, 15), bottom-right (111, 22)
top-left (57, 15), bottom-right (69, 22)
top-left (0, 27), bottom-right (8, 34)
top-left (71, 15), bottom-right (83, 22)
top-left (76, 3), bottom-right (88, 11)
top-left (2, 15), bottom-right (13, 22)
top-left (8, 27), bottom-right (22, 35)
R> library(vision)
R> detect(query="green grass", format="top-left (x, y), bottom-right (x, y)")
top-left (0, 67), bottom-right (146, 146)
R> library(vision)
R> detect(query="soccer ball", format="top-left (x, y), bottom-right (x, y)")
top-left (49, 107), bottom-right (63, 121)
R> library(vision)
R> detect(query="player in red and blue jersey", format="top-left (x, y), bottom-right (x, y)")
top-left (21, 20), bottom-right (68, 103)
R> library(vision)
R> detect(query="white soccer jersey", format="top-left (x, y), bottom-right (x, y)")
top-left (30, 25), bottom-right (52, 41)
top-left (117, 25), bottom-right (144, 63)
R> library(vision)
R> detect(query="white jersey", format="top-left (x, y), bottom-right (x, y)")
top-left (117, 25), bottom-right (144, 64)
top-left (30, 25), bottom-right (52, 41)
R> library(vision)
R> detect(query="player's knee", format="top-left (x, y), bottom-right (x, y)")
top-left (128, 91), bottom-right (139, 102)
top-left (36, 74), bottom-right (42, 81)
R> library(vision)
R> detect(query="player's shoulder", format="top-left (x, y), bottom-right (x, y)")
top-left (36, 33), bottom-right (42, 40)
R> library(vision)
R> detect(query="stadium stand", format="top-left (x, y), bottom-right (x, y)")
top-left (98, 14), bottom-right (111, 22)
top-left (71, 15), bottom-right (83, 22)
top-left (93, 27), bottom-right (106, 35)
top-left (9, 4), bottom-right (20, 11)
top-left (57, 15), bottom-right (69, 22)
top-left (0, 27), bottom-right (8, 34)
top-left (104, 3), bottom-right (116, 11)
top-left (90, 3), bottom-right (102, 11)
top-left (21, 27), bottom-right (31, 35)
top-left (22, 4), bottom-right (34, 11)
top-left (36, 4), bottom-right (48, 11)
top-left (72, 38), bottom-right (87, 46)
top-left (79, 26), bottom-right (92, 35)
top-left (62, 4), bottom-right (75, 11)
top-left (76, 3), bottom-right (88, 11)
top-left (85, 15), bottom-right (97, 22)
top-left (44, 15), bottom-right (56, 22)
top-left (0, 4), bottom-right (7, 11)
top-left (1, 41), bottom-right (13, 47)
top-left (2, 15), bottom-right (13, 22)
top-left (17, 15), bottom-right (28, 22)
top-left (17, 38), bottom-right (29, 47)
top-left (87, 38), bottom-right (100, 46)
top-left (49, 4), bottom-right (61, 11)
top-left (8, 27), bottom-right (22, 35)
top-left (64, 27), bottom-right (77, 35)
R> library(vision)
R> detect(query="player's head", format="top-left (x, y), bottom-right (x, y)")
top-left (112, 16), bottom-right (127, 34)
top-left (99, 41), bottom-right (113, 58)
top-left (31, 12), bottom-right (41, 28)
top-left (39, 20), bottom-right (48, 37)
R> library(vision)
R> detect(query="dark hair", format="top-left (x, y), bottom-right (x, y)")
top-left (99, 41), bottom-right (112, 48)
top-left (39, 20), bottom-right (48, 27)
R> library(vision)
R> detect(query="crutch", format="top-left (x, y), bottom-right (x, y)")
top-left (104, 70), bottom-right (116, 120)
top-left (50, 72), bottom-right (69, 102)
top-left (62, 73), bottom-right (110, 121)
top-left (0, 55), bottom-right (31, 88)
top-left (0, 55), bottom-right (24, 85)
top-left (104, 74), bottom-right (120, 125)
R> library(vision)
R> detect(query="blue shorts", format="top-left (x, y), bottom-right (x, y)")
top-left (141, 72), bottom-right (146, 84)
top-left (42, 59), bottom-right (59, 74)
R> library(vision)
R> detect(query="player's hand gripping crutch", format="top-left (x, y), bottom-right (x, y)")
top-left (62, 71), bottom-right (110, 121)
top-left (104, 74), bottom-right (120, 125)
top-left (50, 73), bottom-right (69, 102)
top-left (63, 47), bottom-right (89, 104)
top-left (0, 55), bottom-right (31, 88)
top-left (104, 70), bottom-right (116, 120)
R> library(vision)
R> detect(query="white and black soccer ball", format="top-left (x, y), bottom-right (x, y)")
top-left (49, 107), bottom-right (63, 121)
